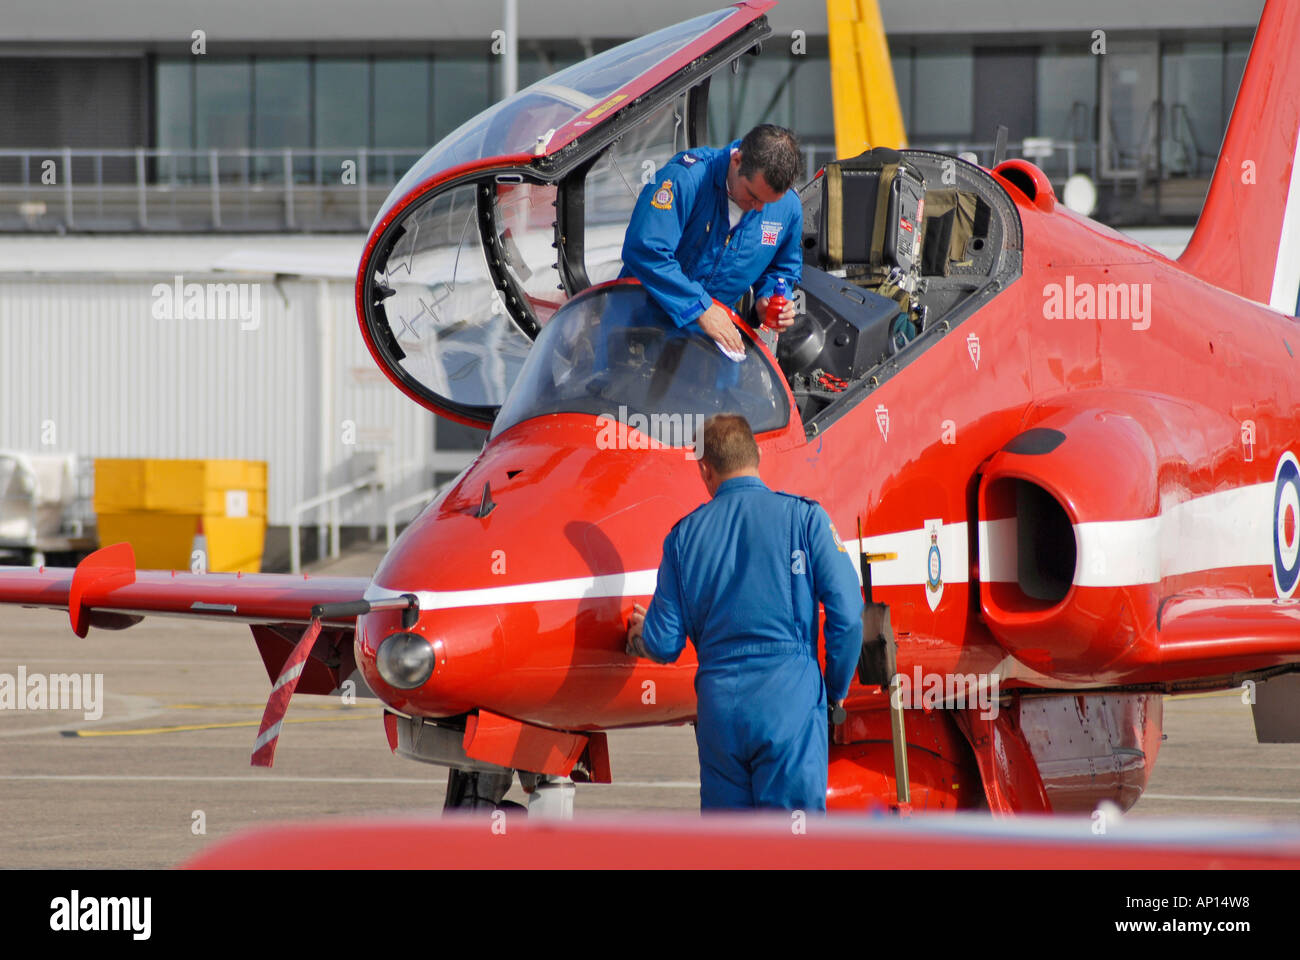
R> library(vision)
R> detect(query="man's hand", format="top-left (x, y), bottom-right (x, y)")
top-left (626, 603), bottom-right (651, 658)
top-left (755, 295), bottom-right (797, 331)
top-left (697, 303), bottom-right (745, 355)
top-left (829, 698), bottom-right (847, 726)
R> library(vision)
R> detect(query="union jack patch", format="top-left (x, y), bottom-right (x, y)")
top-left (760, 220), bottom-right (782, 245)
top-left (651, 180), bottom-right (673, 210)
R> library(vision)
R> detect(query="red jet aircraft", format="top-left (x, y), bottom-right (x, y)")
top-left (4, 0), bottom-right (1300, 816)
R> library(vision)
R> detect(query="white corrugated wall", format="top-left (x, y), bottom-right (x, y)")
top-left (0, 273), bottom-right (455, 526)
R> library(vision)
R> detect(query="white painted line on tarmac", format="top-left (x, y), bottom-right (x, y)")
top-left (0, 659), bottom-right (243, 666)
top-left (0, 774), bottom-right (443, 784)
top-left (0, 774), bottom-right (701, 788)
top-left (1143, 792), bottom-right (1300, 804)
top-left (0, 693), bottom-right (164, 739)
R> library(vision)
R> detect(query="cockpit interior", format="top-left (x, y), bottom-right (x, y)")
top-left (358, 6), bottom-right (1024, 444)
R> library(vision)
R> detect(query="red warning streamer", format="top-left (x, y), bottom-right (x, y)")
top-left (251, 617), bottom-right (323, 767)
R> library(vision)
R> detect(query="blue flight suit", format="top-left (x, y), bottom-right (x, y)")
top-left (640, 476), bottom-right (864, 811)
top-left (619, 140), bottom-right (804, 327)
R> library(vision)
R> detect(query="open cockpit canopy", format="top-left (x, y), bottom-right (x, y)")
top-left (358, 0), bottom-right (1025, 439)
top-left (357, 3), bottom-right (776, 427)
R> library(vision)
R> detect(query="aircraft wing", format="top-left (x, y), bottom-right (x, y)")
top-left (0, 542), bottom-right (381, 766)
top-left (0, 542), bottom-right (371, 636)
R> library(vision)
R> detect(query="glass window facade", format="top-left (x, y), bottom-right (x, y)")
top-left (142, 22), bottom-right (1255, 228)
top-left (891, 50), bottom-right (913, 130)
top-left (1162, 43), bottom-right (1224, 176)
top-left (1035, 46), bottom-right (1096, 178)
top-left (374, 59), bottom-right (429, 149)
top-left (194, 59), bottom-right (252, 149)
top-left (709, 55), bottom-right (797, 142)
top-left (705, 43), bottom-right (833, 181)
top-left (911, 51), bottom-right (973, 139)
top-left (155, 60), bottom-right (192, 152)
top-left (314, 59), bottom-right (368, 149)
top-left (254, 59), bottom-right (310, 150)
top-left (1036, 47), bottom-right (1096, 142)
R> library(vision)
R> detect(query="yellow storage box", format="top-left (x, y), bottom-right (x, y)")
top-left (93, 459), bottom-right (267, 573)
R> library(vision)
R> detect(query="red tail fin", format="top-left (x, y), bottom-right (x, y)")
top-left (1179, 0), bottom-right (1300, 314)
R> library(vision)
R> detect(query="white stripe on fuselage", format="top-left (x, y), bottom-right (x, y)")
top-left (366, 483), bottom-right (1273, 609)
top-left (1270, 122), bottom-right (1300, 314)
top-left (1071, 482), bottom-right (1273, 586)
top-left (366, 570), bottom-right (660, 610)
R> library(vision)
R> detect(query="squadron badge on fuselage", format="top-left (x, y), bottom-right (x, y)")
top-left (924, 518), bottom-right (944, 610)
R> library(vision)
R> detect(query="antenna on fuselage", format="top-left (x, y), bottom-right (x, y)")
top-left (992, 125), bottom-right (1009, 167)
top-left (476, 482), bottom-right (497, 519)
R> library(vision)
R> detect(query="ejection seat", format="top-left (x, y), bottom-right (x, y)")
top-left (775, 148), bottom-right (931, 406)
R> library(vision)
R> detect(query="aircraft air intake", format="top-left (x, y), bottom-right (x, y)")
top-left (976, 404), bottom-right (1164, 682)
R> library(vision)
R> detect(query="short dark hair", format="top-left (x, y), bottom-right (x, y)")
top-left (737, 124), bottom-right (802, 194)
top-left (700, 414), bottom-right (760, 474)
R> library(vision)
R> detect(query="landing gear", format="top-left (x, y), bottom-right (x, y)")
top-left (443, 768), bottom-right (521, 811)
top-left (442, 768), bottom-right (576, 817)
top-left (520, 772), bottom-right (576, 818)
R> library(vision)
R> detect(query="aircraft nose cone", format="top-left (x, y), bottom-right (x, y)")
top-left (355, 601), bottom-right (501, 718)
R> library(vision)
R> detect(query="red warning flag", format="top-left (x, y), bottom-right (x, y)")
top-left (251, 617), bottom-right (322, 767)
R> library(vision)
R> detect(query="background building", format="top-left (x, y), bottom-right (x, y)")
top-left (0, 1), bottom-right (1267, 569)
top-left (0, 0), bottom-right (1267, 229)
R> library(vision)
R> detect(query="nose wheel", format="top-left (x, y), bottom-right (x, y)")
top-left (442, 768), bottom-right (576, 817)
top-left (443, 768), bottom-right (521, 811)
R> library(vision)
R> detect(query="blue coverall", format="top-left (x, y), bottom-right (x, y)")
top-left (640, 476), bottom-right (864, 811)
top-left (619, 141), bottom-right (804, 326)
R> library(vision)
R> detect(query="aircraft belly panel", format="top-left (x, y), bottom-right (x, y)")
top-left (1018, 693), bottom-right (1162, 812)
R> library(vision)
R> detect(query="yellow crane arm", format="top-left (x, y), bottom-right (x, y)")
top-left (827, 0), bottom-right (908, 157)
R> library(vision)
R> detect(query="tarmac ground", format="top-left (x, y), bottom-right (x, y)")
top-left (1, 541), bottom-right (1296, 868)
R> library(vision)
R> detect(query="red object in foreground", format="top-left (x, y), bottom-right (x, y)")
top-left (182, 814), bottom-right (1300, 870)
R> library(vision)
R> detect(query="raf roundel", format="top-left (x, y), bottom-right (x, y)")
top-left (1274, 451), bottom-right (1300, 599)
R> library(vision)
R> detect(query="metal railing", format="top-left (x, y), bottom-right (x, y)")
top-left (288, 470), bottom-right (386, 575)
top-left (384, 480), bottom-right (461, 549)
top-left (0, 146), bottom-right (425, 232)
top-left (287, 453), bottom-right (475, 573)
top-left (909, 138), bottom-right (1085, 179)
top-left (0, 137), bottom-right (1125, 234)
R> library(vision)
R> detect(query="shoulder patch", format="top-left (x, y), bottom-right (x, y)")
top-left (650, 179), bottom-right (674, 210)
top-left (681, 153), bottom-right (699, 165)
top-left (775, 490), bottom-right (819, 506)
top-left (827, 520), bottom-right (847, 552)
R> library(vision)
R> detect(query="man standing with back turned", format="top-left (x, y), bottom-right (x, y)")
top-left (626, 414), bottom-right (863, 811)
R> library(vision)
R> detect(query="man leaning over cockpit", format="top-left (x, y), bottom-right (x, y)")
top-left (619, 123), bottom-right (804, 356)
